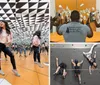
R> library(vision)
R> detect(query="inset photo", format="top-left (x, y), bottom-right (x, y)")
top-left (50, 43), bottom-right (100, 85)
top-left (50, 0), bottom-right (100, 42)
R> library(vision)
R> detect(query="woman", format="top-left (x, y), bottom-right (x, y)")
top-left (32, 30), bottom-right (43, 68)
top-left (71, 59), bottom-right (83, 84)
top-left (83, 44), bottom-right (97, 75)
top-left (0, 20), bottom-right (20, 77)
top-left (53, 57), bottom-right (67, 79)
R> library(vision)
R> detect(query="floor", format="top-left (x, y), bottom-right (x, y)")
top-left (0, 51), bottom-right (49, 85)
top-left (50, 47), bottom-right (100, 85)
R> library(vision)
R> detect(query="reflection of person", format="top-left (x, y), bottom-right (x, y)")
top-left (29, 43), bottom-right (33, 55)
top-left (83, 44), bottom-right (97, 75)
top-left (53, 57), bottom-right (67, 79)
top-left (45, 41), bottom-right (49, 55)
top-left (0, 20), bottom-right (20, 77)
top-left (71, 59), bottom-right (83, 84)
top-left (57, 10), bottom-right (93, 42)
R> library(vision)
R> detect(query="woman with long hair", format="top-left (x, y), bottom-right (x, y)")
top-left (32, 30), bottom-right (43, 68)
top-left (0, 20), bottom-right (20, 77)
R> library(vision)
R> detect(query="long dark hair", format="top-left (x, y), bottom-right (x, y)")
top-left (33, 30), bottom-right (41, 39)
top-left (0, 20), bottom-right (11, 34)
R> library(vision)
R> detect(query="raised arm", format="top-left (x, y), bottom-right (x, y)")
top-left (71, 59), bottom-right (75, 66)
top-left (56, 57), bottom-right (59, 67)
top-left (80, 60), bottom-right (83, 65)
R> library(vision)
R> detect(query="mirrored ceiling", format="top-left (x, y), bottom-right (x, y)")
top-left (0, 0), bottom-right (49, 44)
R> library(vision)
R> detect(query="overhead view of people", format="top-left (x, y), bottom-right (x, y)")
top-left (50, 43), bottom-right (100, 85)
top-left (53, 57), bottom-right (67, 79)
top-left (71, 59), bottom-right (83, 84)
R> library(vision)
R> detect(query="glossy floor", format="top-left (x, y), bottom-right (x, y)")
top-left (0, 51), bottom-right (49, 85)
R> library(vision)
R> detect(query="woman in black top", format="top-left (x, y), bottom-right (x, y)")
top-left (71, 59), bottom-right (83, 84)
top-left (53, 57), bottom-right (67, 79)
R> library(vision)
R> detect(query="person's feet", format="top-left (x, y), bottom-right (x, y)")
top-left (34, 61), bottom-right (38, 64)
top-left (38, 63), bottom-right (43, 68)
top-left (79, 80), bottom-right (81, 84)
top-left (53, 72), bottom-right (57, 76)
top-left (12, 69), bottom-right (20, 77)
top-left (0, 70), bottom-right (5, 76)
top-left (62, 72), bottom-right (67, 79)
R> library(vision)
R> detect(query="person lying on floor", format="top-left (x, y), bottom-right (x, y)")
top-left (83, 44), bottom-right (98, 75)
top-left (71, 59), bottom-right (83, 84)
top-left (53, 57), bottom-right (67, 79)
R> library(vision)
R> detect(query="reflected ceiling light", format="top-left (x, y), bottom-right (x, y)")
top-left (80, 3), bottom-right (84, 7)
top-left (59, 5), bottom-right (62, 8)
top-left (92, 7), bottom-right (95, 11)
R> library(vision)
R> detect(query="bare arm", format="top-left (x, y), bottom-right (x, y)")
top-left (86, 18), bottom-right (93, 38)
top-left (80, 60), bottom-right (83, 65)
top-left (71, 59), bottom-right (75, 66)
top-left (56, 57), bottom-right (59, 67)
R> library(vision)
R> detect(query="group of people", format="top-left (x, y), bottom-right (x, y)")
top-left (53, 44), bottom-right (98, 84)
top-left (51, 6), bottom-right (100, 42)
top-left (0, 20), bottom-right (49, 77)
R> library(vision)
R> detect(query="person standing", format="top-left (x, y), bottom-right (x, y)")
top-left (0, 20), bottom-right (20, 77)
top-left (32, 31), bottom-right (43, 68)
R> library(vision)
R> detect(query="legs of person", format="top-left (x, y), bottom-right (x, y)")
top-left (0, 51), bottom-right (1, 70)
top-left (54, 66), bottom-right (60, 74)
top-left (94, 51), bottom-right (96, 58)
top-left (45, 47), bottom-right (48, 55)
top-left (33, 47), bottom-right (37, 63)
top-left (78, 74), bottom-right (81, 84)
top-left (62, 69), bottom-right (67, 78)
top-left (24, 49), bottom-right (26, 57)
top-left (0, 51), bottom-right (5, 75)
top-left (89, 66), bottom-right (92, 75)
top-left (29, 47), bottom-right (32, 55)
top-left (83, 44), bottom-right (97, 55)
top-left (88, 44), bottom-right (97, 54)
top-left (3, 47), bottom-right (16, 69)
top-left (19, 49), bottom-right (22, 57)
top-left (36, 47), bottom-right (43, 68)
top-left (4, 52), bottom-right (7, 61)
top-left (3, 47), bottom-right (20, 77)
top-left (37, 52), bottom-right (40, 63)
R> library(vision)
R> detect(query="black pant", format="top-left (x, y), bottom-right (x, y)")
top-left (0, 43), bottom-right (16, 69)
top-left (45, 46), bottom-right (48, 53)
top-left (33, 46), bottom-right (40, 63)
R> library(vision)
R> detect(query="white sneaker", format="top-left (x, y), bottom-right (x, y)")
top-left (12, 69), bottom-right (20, 77)
top-left (38, 63), bottom-right (43, 68)
top-left (34, 62), bottom-right (38, 64)
top-left (0, 70), bottom-right (5, 76)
